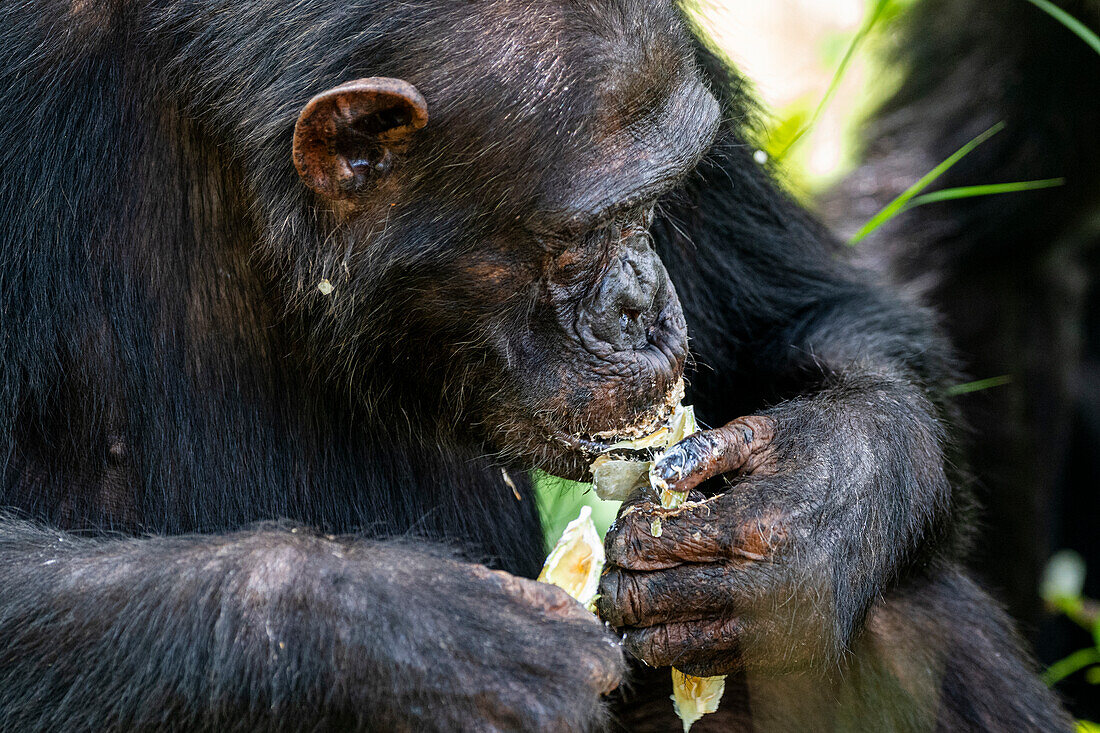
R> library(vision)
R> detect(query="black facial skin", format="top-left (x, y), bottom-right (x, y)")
top-left (0, 0), bottom-right (1072, 731)
top-left (383, 69), bottom-right (719, 479)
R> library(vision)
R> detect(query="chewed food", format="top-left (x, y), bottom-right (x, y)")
top-left (590, 402), bottom-right (698, 502)
top-left (587, 400), bottom-right (725, 732)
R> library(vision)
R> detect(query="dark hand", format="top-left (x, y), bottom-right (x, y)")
top-left (369, 548), bottom-right (624, 732)
top-left (597, 414), bottom-right (843, 677)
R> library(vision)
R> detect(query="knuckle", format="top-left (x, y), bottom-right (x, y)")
top-left (606, 516), bottom-right (650, 567)
top-left (623, 629), bottom-right (648, 661)
top-left (626, 624), bottom-right (675, 667)
top-left (737, 415), bottom-right (780, 473)
top-left (596, 571), bottom-right (621, 623)
top-left (598, 569), bottom-right (644, 627)
top-left (737, 415), bottom-right (777, 440)
top-left (618, 572), bottom-right (645, 626)
top-left (735, 511), bottom-right (790, 559)
top-left (604, 527), bottom-right (629, 564)
top-left (581, 640), bottom-right (625, 694)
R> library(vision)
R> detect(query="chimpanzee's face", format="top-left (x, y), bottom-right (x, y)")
top-left (291, 2), bottom-right (718, 479)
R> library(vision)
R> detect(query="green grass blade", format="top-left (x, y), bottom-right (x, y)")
top-left (848, 122), bottom-right (1005, 244)
top-left (1023, 0), bottom-right (1100, 56)
top-left (946, 375), bottom-right (1012, 396)
top-left (1042, 647), bottom-right (1100, 686)
top-left (776, 0), bottom-right (890, 160)
top-left (906, 178), bottom-right (1065, 208)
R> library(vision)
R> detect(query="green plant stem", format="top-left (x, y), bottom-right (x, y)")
top-left (848, 122), bottom-right (1005, 244)
top-left (776, 0), bottom-right (890, 160)
top-left (1023, 0), bottom-right (1100, 56)
top-left (906, 178), bottom-right (1065, 208)
top-left (1051, 597), bottom-right (1100, 641)
top-left (1043, 647), bottom-right (1100, 686)
top-left (945, 375), bottom-right (1013, 396)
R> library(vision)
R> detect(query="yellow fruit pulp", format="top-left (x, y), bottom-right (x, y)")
top-left (538, 505), bottom-right (605, 612)
top-left (671, 668), bottom-right (726, 732)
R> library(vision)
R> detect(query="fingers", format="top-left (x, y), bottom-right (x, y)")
top-left (605, 491), bottom-right (788, 571)
top-left (651, 415), bottom-right (777, 495)
top-left (623, 617), bottom-right (743, 673)
top-left (491, 571), bottom-right (625, 695)
top-left (474, 566), bottom-right (596, 622)
top-left (607, 498), bottom-right (731, 569)
top-left (597, 563), bottom-right (737, 627)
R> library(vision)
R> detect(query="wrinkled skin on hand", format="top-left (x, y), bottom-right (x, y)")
top-left (370, 549), bottom-right (624, 732)
top-left (598, 414), bottom-right (849, 677)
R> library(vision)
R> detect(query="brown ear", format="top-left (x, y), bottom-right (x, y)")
top-left (292, 77), bottom-right (428, 200)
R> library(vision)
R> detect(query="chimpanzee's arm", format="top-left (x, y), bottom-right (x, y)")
top-left (597, 47), bottom-right (1072, 729)
top-left (598, 112), bottom-right (965, 674)
top-left (0, 517), bottom-right (621, 730)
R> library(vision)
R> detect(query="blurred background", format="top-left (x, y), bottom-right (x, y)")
top-left (539, 0), bottom-right (1100, 720)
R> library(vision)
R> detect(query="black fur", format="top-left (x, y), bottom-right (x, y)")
top-left (0, 0), bottom-right (1074, 730)
top-left (825, 0), bottom-right (1100, 718)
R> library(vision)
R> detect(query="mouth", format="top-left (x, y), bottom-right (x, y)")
top-left (544, 378), bottom-right (685, 461)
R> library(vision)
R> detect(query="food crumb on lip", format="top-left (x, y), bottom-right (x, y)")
top-left (584, 378), bottom-right (685, 443)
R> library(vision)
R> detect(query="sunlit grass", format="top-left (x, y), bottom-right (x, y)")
top-left (776, 0), bottom-right (891, 161)
top-left (849, 122), bottom-right (1006, 243)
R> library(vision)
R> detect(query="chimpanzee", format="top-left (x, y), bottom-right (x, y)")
top-left (824, 0), bottom-right (1100, 718)
top-left (0, 0), bottom-right (1072, 730)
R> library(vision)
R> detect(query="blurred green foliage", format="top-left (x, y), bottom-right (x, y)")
top-left (1040, 551), bottom-right (1100, 688)
top-left (534, 471), bottom-right (621, 550)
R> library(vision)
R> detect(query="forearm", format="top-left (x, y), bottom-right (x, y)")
top-left (769, 372), bottom-right (951, 572)
top-left (0, 520), bottom-right (384, 728)
top-left (714, 290), bottom-right (963, 633)
top-left (759, 295), bottom-right (966, 644)
top-left (0, 518), bottom-right (622, 731)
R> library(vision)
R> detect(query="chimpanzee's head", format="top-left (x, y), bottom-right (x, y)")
top-left (285, 1), bottom-right (718, 478)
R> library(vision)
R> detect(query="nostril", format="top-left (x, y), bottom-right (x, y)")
top-left (619, 308), bottom-right (647, 349)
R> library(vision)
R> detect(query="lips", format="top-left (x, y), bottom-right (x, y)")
top-left (545, 377), bottom-right (686, 459)
top-left (587, 377), bottom-right (684, 441)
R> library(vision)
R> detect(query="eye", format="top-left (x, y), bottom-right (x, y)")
top-left (607, 220), bottom-right (624, 241)
top-left (616, 206), bottom-right (655, 239)
top-left (537, 235), bottom-right (572, 257)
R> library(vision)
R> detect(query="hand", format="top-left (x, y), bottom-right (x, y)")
top-left (597, 414), bottom-right (847, 677)
top-left (357, 546), bottom-right (624, 732)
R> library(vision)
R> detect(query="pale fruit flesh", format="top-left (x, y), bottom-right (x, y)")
top-left (671, 668), bottom-right (726, 733)
top-left (587, 401), bottom-right (725, 731)
top-left (538, 505), bottom-right (604, 612)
